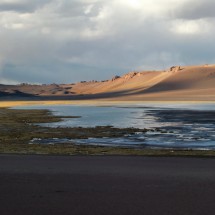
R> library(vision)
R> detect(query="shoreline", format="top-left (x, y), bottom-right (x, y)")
top-left (0, 102), bottom-right (215, 157)
top-left (1, 145), bottom-right (215, 157)
top-left (0, 99), bottom-right (215, 108)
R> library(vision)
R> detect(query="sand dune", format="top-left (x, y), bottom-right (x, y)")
top-left (1, 64), bottom-right (215, 101)
top-left (64, 64), bottom-right (215, 101)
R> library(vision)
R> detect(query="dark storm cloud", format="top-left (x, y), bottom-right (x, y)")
top-left (0, 0), bottom-right (215, 84)
top-left (175, 0), bottom-right (215, 20)
top-left (0, 0), bottom-right (51, 13)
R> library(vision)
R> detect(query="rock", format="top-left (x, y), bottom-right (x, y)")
top-left (122, 72), bottom-right (139, 80)
top-left (111, 75), bottom-right (121, 81)
top-left (169, 66), bottom-right (182, 72)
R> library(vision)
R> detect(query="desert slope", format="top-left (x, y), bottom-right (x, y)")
top-left (63, 64), bottom-right (215, 101)
top-left (0, 64), bottom-right (215, 101)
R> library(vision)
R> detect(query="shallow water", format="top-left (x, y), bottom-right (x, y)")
top-left (15, 103), bottom-right (215, 150)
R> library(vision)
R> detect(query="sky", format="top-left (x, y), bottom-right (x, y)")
top-left (0, 0), bottom-right (215, 84)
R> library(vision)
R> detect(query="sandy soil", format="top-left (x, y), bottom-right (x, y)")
top-left (0, 99), bottom-right (214, 108)
top-left (62, 64), bottom-right (215, 101)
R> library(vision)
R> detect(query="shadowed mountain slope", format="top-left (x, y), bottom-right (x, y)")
top-left (0, 64), bottom-right (215, 101)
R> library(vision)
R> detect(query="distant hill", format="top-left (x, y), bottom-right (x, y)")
top-left (1, 64), bottom-right (215, 101)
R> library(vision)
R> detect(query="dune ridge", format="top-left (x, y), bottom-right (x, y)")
top-left (0, 64), bottom-right (215, 101)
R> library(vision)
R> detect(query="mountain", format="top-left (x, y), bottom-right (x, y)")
top-left (1, 64), bottom-right (215, 101)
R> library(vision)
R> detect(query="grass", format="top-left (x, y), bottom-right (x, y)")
top-left (0, 107), bottom-right (215, 157)
top-left (1, 142), bottom-right (215, 157)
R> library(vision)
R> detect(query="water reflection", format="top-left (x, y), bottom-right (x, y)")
top-left (15, 103), bottom-right (215, 149)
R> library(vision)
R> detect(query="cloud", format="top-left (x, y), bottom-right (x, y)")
top-left (0, 0), bottom-right (215, 84)
top-left (0, 0), bottom-right (52, 13)
top-left (174, 0), bottom-right (215, 20)
top-left (170, 19), bottom-right (212, 35)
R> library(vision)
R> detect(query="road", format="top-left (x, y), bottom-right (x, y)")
top-left (1, 155), bottom-right (215, 215)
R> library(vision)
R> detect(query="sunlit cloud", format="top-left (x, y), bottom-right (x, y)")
top-left (171, 19), bottom-right (211, 35)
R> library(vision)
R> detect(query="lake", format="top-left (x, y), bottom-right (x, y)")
top-left (14, 103), bottom-right (215, 150)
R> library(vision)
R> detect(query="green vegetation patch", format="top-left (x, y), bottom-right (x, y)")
top-left (0, 107), bottom-right (147, 145)
top-left (0, 107), bottom-right (215, 157)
